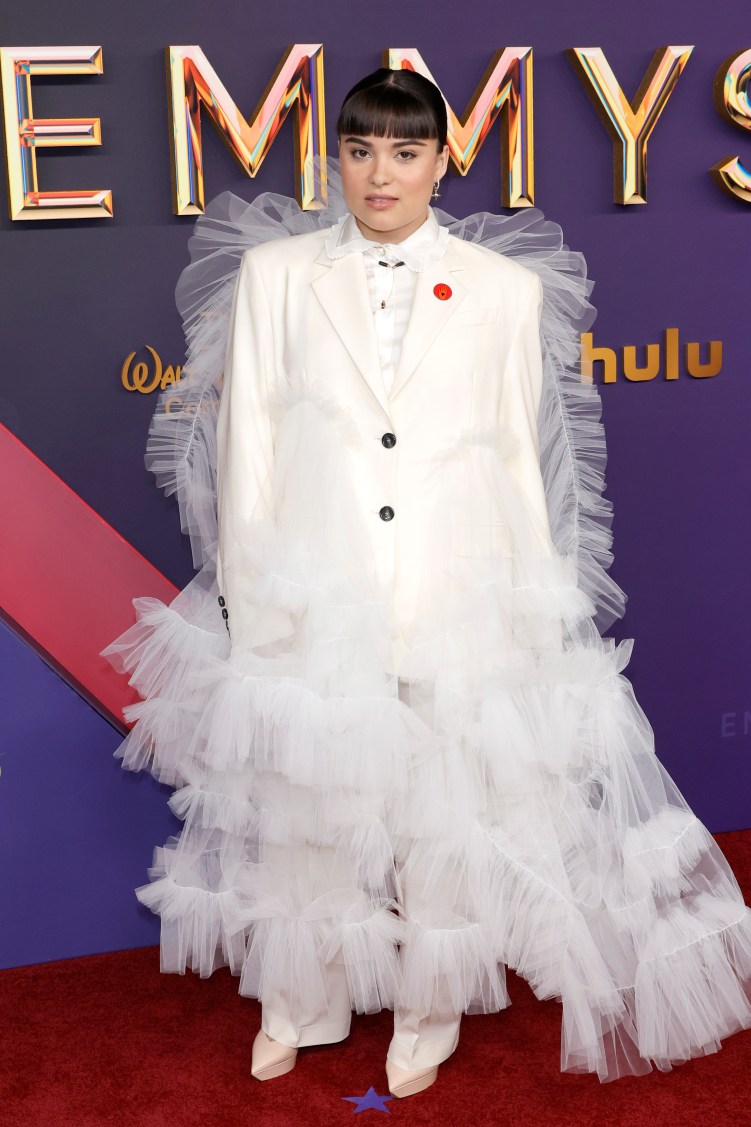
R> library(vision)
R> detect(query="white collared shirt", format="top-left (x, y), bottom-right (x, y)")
top-left (324, 207), bottom-right (450, 396)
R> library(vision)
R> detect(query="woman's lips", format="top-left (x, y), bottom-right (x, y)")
top-left (365, 196), bottom-right (398, 209)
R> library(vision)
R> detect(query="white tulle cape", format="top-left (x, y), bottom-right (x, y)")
top-left (102, 158), bottom-right (751, 1082)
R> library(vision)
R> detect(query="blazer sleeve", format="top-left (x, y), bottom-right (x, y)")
top-left (498, 271), bottom-right (555, 554)
top-left (498, 271), bottom-right (563, 649)
top-left (215, 248), bottom-right (295, 651)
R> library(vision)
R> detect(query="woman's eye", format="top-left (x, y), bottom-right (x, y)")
top-left (347, 148), bottom-right (417, 160)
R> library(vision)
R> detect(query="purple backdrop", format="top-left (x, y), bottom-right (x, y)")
top-left (2, 0), bottom-right (751, 968)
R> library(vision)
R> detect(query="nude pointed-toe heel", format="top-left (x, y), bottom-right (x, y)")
top-left (385, 1058), bottom-right (439, 1097)
top-left (251, 1029), bottom-right (298, 1081)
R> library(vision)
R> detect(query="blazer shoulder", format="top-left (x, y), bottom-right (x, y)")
top-left (242, 226), bottom-right (330, 273)
top-left (448, 232), bottom-right (540, 294)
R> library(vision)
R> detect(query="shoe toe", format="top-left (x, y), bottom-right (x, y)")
top-left (385, 1058), bottom-right (439, 1097)
top-left (251, 1030), bottom-right (298, 1081)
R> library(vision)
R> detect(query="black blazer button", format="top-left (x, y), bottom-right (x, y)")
top-left (217, 595), bottom-right (226, 607)
top-left (379, 505), bottom-right (394, 521)
top-left (381, 432), bottom-right (396, 447)
top-left (221, 608), bottom-right (229, 620)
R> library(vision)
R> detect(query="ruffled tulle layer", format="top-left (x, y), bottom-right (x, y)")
top-left (104, 555), bottom-right (751, 1081)
top-left (102, 160), bottom-right (751, 1082)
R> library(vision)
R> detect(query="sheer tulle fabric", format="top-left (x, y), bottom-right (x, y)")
top-left (102, 157), bottom-right (751, 1082)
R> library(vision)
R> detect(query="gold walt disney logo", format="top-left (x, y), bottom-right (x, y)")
top-left (121, 346), bottom-right (182, 394)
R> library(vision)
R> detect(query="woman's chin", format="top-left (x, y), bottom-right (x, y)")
top-left (355, 206), bottom-right (398, 225)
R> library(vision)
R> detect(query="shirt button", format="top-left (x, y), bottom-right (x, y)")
top-left (381, 432), bottom-right (396, 448)
top-left (379, 505), bottom-right (394, 521)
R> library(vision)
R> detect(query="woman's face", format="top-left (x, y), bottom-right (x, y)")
top-left (338, 131), bottom-right (449, 244)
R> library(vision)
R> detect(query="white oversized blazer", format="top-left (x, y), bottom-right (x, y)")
top-left (215, 217), bottom-right (556, 673)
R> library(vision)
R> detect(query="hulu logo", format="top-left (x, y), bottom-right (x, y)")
top-left (581, 329), bottom-right (722, 383)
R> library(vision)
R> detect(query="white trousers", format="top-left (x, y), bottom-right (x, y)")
top-left (261, 972), bottom-right (462, 1070)
top-left (260, 677), bottom-right (463, 1069)
top-left (260, 854), bottom-right (463, 1069)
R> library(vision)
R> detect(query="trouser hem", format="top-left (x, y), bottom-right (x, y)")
top-left (261, 1008), bottom-right (352, 1049)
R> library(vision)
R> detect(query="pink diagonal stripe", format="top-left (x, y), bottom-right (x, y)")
top-left (0, 423), bottom-right (177, 730)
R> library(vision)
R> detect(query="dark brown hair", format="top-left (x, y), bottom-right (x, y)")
top-left (336, 67), bottom-right (447, 151)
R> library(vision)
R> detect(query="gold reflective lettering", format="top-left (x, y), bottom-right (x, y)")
top-left (165, 44), bottom-right (326, 214)
top-left (567, 46), bottom-right (693, 204)
top-left (711, 48), bottom-right (751, 202)
top-left (386, 47), bottom-right (534, 207)
top-left (0, 46), bottom-right (112, 221)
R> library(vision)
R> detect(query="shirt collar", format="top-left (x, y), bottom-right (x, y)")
top-left (324, 206), bottom-right (449, 271)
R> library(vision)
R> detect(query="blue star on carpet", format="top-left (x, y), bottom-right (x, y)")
top-left (341, 1086), bottom-right (393, 1113)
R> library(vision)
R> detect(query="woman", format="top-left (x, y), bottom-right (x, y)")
top-left (102, 68), bottom-right (751, 1098)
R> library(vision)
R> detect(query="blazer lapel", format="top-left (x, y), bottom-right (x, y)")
top-left (311, 232), bottom-right (469, 414)
top-left (311, 246), bottom-right (388, 414)
top-left (389, 239), bottom-right (468, 401)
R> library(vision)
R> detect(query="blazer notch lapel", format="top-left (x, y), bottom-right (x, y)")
top-left (311, 252), bottom-right (389, 415)
top-left (389, 242), bottom-right (469, 402)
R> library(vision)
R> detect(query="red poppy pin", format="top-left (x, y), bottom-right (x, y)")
top-left (433, 282), bottom-right (452, 301)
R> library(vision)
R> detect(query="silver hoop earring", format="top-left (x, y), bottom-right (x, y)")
top-left (432, 179), bottom-right (441, 199)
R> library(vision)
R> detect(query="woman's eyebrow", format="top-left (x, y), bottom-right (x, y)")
top-left (342, 136), bottom-right (428, 147)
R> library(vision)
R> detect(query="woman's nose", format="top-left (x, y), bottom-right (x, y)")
top-left (369, 159), bottom-right (391, 184)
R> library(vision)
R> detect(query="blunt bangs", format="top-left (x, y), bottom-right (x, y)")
top-left (336, 70), bottom-right (447, 149)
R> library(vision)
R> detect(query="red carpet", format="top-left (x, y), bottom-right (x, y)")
top-left (4, 829), bottom-right (751, 1127)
